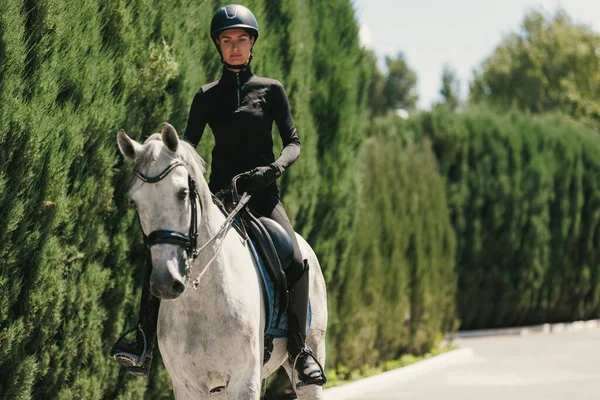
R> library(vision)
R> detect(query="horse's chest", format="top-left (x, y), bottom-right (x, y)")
top-left (157, 298), bottom-right (259, 359)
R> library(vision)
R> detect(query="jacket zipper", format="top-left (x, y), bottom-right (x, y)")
top-left (236, 72), bottom-right (241, 108)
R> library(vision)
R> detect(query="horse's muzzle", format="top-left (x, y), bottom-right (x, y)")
top-left (150, 278), bottom-right (185, 300)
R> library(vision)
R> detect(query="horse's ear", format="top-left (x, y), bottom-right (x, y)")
top-left (161, 122), bottom-right (179, 153)
top-left (117, 129), bottom-right (142, 161)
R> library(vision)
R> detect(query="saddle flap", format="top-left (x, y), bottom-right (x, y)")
top-left (257, 216), bottom-right (294, 270)
top-left (245, 211), bottom-right (288, 327)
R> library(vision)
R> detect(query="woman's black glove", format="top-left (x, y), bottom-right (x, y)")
top-left (238, 163), bottom-right (282, 194)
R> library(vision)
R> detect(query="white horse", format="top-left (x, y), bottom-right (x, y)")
top-left (116, 123), bottom-right (328, 399)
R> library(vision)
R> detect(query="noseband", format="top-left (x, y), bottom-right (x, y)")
top-left (135, 161), bottom-right (200, 264)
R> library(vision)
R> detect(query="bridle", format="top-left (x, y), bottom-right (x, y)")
top-left (133, 160), bottom-right (251, 288)
top-left (136, 161), bottom-right (201, 266)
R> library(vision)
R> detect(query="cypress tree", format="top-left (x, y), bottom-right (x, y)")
top-left (330, 115), bottom-right (457, 373)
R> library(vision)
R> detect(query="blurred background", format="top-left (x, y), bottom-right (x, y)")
top-left (0, 0), bottom-right (599, 398)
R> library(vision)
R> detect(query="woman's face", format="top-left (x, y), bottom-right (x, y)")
top-left (218, 28), bottom-right (255, 66)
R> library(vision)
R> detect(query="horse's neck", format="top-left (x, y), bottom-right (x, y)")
top-left (198, 192), bottom-right (227, 240)
top-left (159, 189), bottom-right (264, 351)
top-left (186, 189), bottom-right (247, 292)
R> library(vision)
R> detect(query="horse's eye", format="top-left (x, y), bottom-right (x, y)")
top-left (178, 189), bottom-right (189, 200)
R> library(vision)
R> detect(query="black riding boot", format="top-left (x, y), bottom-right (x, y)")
top-left (110, 257), bottom-right (160, 377)
top-left (287, 260), bottom-right (327, 388)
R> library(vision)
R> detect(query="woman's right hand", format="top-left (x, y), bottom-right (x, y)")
top-left (237, 165), bottom-right (278, 194)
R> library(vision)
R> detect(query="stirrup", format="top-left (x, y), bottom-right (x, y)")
top-left (291, 346), bottom-right (327, 388)
top-left (110, 326), bottom-right (149, 376)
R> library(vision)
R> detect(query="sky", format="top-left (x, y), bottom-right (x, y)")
top-left (352, 0), bottom-right (600, 109)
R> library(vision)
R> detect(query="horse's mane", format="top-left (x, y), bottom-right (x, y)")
top-left (130, 133), bottom-right (207, 190)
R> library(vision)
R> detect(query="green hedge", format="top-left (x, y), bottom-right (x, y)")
top-left (0, 0), bottom-right (214, 397)
top-left (0, 0), bottom-right (381, 398)
top-left (328, 115), bottom-right (457, 373)
top-left (422, 106), bottom-right (600, 329)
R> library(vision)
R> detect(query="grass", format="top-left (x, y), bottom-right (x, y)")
top-left (324, 341), bottom-right (457, 389)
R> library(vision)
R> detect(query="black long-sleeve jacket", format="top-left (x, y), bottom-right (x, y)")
top-left (183, 65), bottom-right (300, 212)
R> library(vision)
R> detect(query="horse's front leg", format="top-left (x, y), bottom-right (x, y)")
top-left (226, 335), bottom-right (264, 400)
top-left (228, 363), bottom-right (263, 400)
top-left (171, 382), bottom-right (202, 400)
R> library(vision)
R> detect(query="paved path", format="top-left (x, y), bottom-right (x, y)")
top-left (325, 328), bottom-right (600, 400)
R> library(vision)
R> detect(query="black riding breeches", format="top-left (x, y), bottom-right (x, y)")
top-left (250, 200), bottom-right (305, 284)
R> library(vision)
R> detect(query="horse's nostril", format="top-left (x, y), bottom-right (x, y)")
top-left (172, 280), bottom-right (185, 295)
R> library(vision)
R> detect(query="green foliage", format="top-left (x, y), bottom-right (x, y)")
top-left (382, 52), bottom-right (419, 112)
top-left (0, 0), bottom-right (212, 397)
top-left (305, 0), bottom-right (371, 306)
top-left (328, 115), bottom-right (457, 371)
top-left (470, 8), bottom-right (600, 123)
top-left (326, 338), bottom-right (453, 387)
top-left (365, 51), bottom-right (419, 117)
top-left (365, 50), bottom-right (388, 117)
top-left (439, 63), bottom-right (461, 111)
top-left (422, 105), bottom-right (600, 329)
top-left (367, 52), bottom-right (419, 116)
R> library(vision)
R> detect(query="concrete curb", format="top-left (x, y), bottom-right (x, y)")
top-left (446, 318), bottom-right (600, 339)
top-left (323, 347), bottom-right (474, 400)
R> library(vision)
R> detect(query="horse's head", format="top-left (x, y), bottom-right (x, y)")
top-left (117, 123), bottom-right (206, 300)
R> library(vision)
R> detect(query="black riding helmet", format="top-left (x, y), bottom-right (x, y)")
top-left (210, 4), bottom-right (259, 67)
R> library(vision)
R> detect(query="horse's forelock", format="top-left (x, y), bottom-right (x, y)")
top-left (128, 133), bottom-right (207, 190)
top-left (132, 133), bottom-right (163, 171)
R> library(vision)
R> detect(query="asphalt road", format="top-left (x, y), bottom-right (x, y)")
top-left (325, 328), bottom-right (600, 400)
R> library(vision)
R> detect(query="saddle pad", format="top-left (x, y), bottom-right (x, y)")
top-left (247, 239), bottom-right (312, 338)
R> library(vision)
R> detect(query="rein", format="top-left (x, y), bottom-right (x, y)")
top-left (189, 190), bottom-right (250, 288)
top-left (134, 161), bottom-right (250, 289)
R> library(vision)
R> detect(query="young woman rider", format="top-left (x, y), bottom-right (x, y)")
top-left (111, 4), bottom-right (326, 388)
